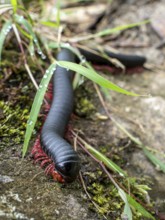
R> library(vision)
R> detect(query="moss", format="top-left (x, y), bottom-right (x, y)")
top-left (0, 101), bottom-right (29, 145)
top-left (84, 168), bottom-right (154, 219)
top-left (74, 82), bottom-right (96, 117)
top-left (86, 171), bottom-right (123, 218)
top-left (0, 47), bottom-right (44, 149)
top-left (75, 97), bottom-right (95, 117)
top-left (0, 100), bottom-right (43, 148)
top-left (99, 146), bottom-right (108, 154)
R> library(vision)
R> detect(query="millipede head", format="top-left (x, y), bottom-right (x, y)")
top-left (55, 160), bottom-right (80, 182)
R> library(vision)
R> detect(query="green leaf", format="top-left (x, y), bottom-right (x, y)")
top-left (57, 61), bottom-right (140, 96)
top-left (56, 0), bottom-right (61, 26)
top-left (14, 14), bottom-right (34, 38)
top-left (10, 0), bottom-right (17, 13)
top-left (40, 21), bottom-right (59, 27)
top-left (118, 188), bottom-right (132, 220)
top-left (95, 20), bottom-right (150, 38)
top-left (0, 20), bottom-right (12, 63)
top-left (84, 142), bottom-right (126, 177)
top-left (73, 20), bottom-right (150, 41)
top-left (127, 194), bottom-right (155, 219)
top-left (14, 14), bottom-right (46, 59)
top-left (22, 63), bottom-right (56, 157)
top-left (143, 147), bottom-right (165, 173)
top-left (16, 24), bottom-right (32, 39)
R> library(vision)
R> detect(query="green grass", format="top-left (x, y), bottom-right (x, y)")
top-left (10, 0), bottom-right (18, 13)
top-left (57, 61), bottom-right (140, 96)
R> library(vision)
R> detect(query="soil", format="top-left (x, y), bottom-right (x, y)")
top-left (0, 0), bottom-right (165, 219)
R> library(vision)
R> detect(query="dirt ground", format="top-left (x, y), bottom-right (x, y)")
top-left (0, 0), bottom-right (165, 219)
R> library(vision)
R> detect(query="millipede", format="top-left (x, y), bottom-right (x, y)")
top-left (31, 47), bottom-right (146, 183)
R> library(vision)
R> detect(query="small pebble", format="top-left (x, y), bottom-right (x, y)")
top-left (0, 175), bottom-right (14, 183)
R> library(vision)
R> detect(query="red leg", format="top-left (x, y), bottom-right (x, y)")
top-left (34, 156), bottom-right (48, 163)
top-left (31, 137), bottom-right (65, 182)
top-left (40, 158), bottom-right (52, 167)
top-left (45, 163), bottom-right (55, 175)
top-left (33, 152), bottom-right (47, 159)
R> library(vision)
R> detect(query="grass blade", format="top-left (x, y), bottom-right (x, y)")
top-left (14, 14), bottom-right (34, 38)
top-left (10, 0), bottom-right (17, 13)
top-left (57, 61), bottom-right (140, 96)
top-left (95, 20), bottom-right (150, 38)
top-left (127, 194), bottom-right (155, 219)
top-left (71, 20), bottom-right (150, 42)
top-left (0, 20), bottom-right (12, 63)
top-left (118, 188), bottom-right (132, 220)
top-left (40, 21), bottom-right (59, 27)
top-left (56, 0), bottom-right (61, 26)
top-left (143, 147), bottom-right (165, 173)
top-left (14, 14), bottom-right (46, 59)
top-left (84, 141), bottom-right (126, 177)
top-left (22, 63), bottom-right (56, 157)
top-left (16, 24), bottom-right (32, 39)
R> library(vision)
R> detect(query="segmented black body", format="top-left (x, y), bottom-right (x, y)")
top-left (77, 47), bottom-right (146, 68)
top-left (40, 47), bottom-right (146, 182)
top-left (41, 49), bottom-right (80, 182)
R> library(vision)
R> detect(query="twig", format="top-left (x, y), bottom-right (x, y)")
top-left (31, 170), bottom-right (45, 181)
top-left (12, 23), bottom-right (49, 105)
top-left (100, 161), bottom-right (119, 189)
top-left (12, 24), bottom-right (39, 91)
top-left (93, 83), bottom-right (142, 146)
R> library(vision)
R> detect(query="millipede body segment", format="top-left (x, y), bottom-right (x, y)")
top-left (77, 47), bottom-right (146, 68)
top-left (40, 49), bottom-right (80, 182)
